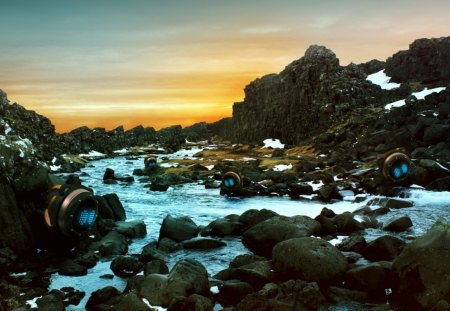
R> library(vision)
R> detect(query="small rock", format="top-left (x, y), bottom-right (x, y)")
top-left (216, 280), bottom-right (254, 307)
top-left (363, 235), bottom-right (406, 261)
top-left (144, 259), bottom-right (169, 275)
top-left (383, 216), bottom-right (413, 232)
top-left (181, 238), bottom-right (226, 250)
top-left (110, 256), bottom-right (144, 278)
top-left (159, 215), bottom-right (199, 242)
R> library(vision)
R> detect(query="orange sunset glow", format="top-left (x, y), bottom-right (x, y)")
top-left (1, 0), bottom-right (450, 133)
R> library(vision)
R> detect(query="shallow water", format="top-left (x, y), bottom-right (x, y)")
top-left (48, 148), bottom-right (450, 310)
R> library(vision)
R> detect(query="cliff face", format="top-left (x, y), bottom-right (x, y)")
top-left (230, 45), bottom-right (386, 144)
top-left (385, 37), bottom-right (450, 85)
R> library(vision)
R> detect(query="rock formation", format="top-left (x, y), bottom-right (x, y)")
top-left (230, 45), bottom-right (388, 144)
top-left (385, 36), bottom-right (450, 85)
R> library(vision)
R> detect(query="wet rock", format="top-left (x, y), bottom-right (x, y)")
top-left (202, 214), bottom-right (246, 237)
top-left (345, 261), bottom-right (393, 294)
top-left (393, 219), bottom-right (450, 310)
top-left (238, 209), bottom-right (279, 227)
top-left (424, 124), bottom-right (450, 144)
top-left (167, 294), bottom-right (213, 311)
top-left (363, 235), bottom-right (406, 261)
top-left (115, 220), bottom-right (147, 238)
top-left (272, 237), bottom-right (348, 285)
top-left (229, 254), bottom-right (267, 268)
top-left (327, 286), bottom-right (370, 304)
top-left (419, 159), bottom-right (450, 180)
top-left (103, 168), bottom-right (134, 183)
top-left (36, 292), bottom-right (65, 311)
top-left (288, 182), bottom-right (314, 198)
top-left (110, 255), bottom-right (144, 278)
top-left (336, 233), bottom-right (367, 254)
top-left (333, 212), bottom-right (365, 234)
top-left (0, 247), bottom-right (18, 275)
top-left (128, 259), bottom-right (209, 307)
top-left (382, 216), bottom-right (413, 232)
top-left (86, 286), bottom-right (122, 310)
top-left (144, 259), bottom-right (169, 275)
top-left (242, 215), bottom-right (321, 258)
top-left (159, 215), bottom-right (199, 242)
top-left (181, 238), bottom-right (226, 250)
top-left (88, 230), bottom-right (129, 257)
top-left (59, 259), bottom-right (88, 276)
top-left (214, 260), bottom-right (275, 290)
top-left (236, 280), bottom-right (327, 311)
top-left (157, 237), bottom-right (182, 253)
top-left (150, 182), bottom-right (170, 192)
top-left (115, 292), bottom-right (152, 311)
top-left (103, 193), bottom-right (127, 221)
top-left (318, 184), bottom-right (342, 201)
top-left (140, 242), bottom-right (167, 263)
top-left (383, 198), bottom-right (414, 209)
top-left (216, 280), bottom-right (254, 307)
top-left (426, 176), bottom-right (450, 191)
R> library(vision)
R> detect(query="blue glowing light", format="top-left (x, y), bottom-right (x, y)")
top-left (224, 177), bottom-right (236, 188)
top-left (77, 209), bottom-right (96, 227)
top-left (146, 161), bottom-right (156, 168)
top-left (393, 167), bottom-right (402, 179)
top-left (401, 162), bottom-right (409, 174)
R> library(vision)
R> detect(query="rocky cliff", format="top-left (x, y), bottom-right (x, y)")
top-left (385, 36), bottom-right (450, 85)
top-left (230, 45), bottom-right (389, 144)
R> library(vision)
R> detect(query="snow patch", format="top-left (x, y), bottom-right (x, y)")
top-left (366, 70), bottom-right (400, 90)
top-left (142, 298), bottom-right (166, 311)
top-left (50, 165), bottom-right (61, 172)
top-left (210, 286), bottom-right (220, 294)
top-left (113, 148), bottom-right (128, 154)
top-left (273, 163), bottom-right (292, 171)
top-left (26, 296), bottom-right (41, 308)
top-left (79, 150), bottom-right (106, 158)
top-left (160, 162), bottom-right (179, 168)
top-left (262, 138), bottom-right (285, 149)
top-left (206, 165), bottom-right (215, 170)
top-left (385, 87), bottom-right (446, 110)
top-left (328, 235), bottom-right (346, 246)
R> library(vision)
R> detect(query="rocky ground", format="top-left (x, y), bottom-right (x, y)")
top-left (1, 36), bottom-right (450, 310)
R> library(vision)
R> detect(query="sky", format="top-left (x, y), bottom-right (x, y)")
top-left (0, 0), bottom-right (449, 133)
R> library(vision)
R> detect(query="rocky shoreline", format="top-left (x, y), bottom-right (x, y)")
top-left (1, 36), bottom-right (450, 310)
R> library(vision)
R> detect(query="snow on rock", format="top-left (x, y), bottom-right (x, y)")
top-left (113, 148), bottom-right (128, 154)
top-left (366, 70), bottom-right (400, 90)
top-left (262, 138), bottom-right (285, 149)
top-left (385, 87), bottom-right (446, 110)
top-left (273, 163), bottom-right (292, 171)
top-left (79, 150), bottom-right (106, 159)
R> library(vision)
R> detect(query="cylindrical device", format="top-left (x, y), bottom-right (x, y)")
top-left (381, 152), bottom-right (411, 183)
top-left (44, 175), bottom-right (98, 237)
top-left (144, 156), bottom-right (157, 169)
top-left (221, 171), bottom-right (242, 190)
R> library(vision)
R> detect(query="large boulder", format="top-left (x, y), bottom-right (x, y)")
top-left (0, 183), bottom-right (34, 254)
top-left (110, 255), bottom-right (144, 278)
top-left (242, 215), bottom-right (321, 258)
top-left (272, 237), bottom-right (348, 285)
top-left (159, 215), bottom-right (199, 242)
top-left (392, 219), bottom-right (450, 310)
top-left (128, 259), bottom-right (209, 308)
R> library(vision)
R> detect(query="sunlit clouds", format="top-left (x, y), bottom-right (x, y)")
top-left (0, 0), bottom-right (449, 132)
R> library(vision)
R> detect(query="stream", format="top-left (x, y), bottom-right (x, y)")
top-left (48, 147), bottom-right (450, 310)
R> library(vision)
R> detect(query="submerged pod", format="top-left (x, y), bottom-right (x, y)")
top-left (221, 171), bottom-right (242, 190)
top-left (44, 176), bottom-right (98, 237)
top-left (144, 156), bottom-right (157, 169)
top-left (381, 152), bottom-right (411, 183)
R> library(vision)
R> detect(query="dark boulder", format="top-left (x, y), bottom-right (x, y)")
top-left (392, 219), bottom-right (450, 310)
top-left (88, 231), bottom-right (129, 257)
top-left (345, 261), bottom-right (393, 294)
top-left (215, 280), bottom-right (254, 307)
top-left (238, 209), bottom-right (279, 227)
top-left (159, 215), bottom-right (199, 242)
top-left (167, 294), bottom-right (213, 311)
top-left (242, 215), bottom-right (321, 258)
top-left (110, 255), bottom-right (144, 278)
top-left (59, 259), bottom-right (88, 276)
top-left (115, 220), bottom-right (147, 238)
top-left (86, 286), bottom-right (122, 310)
top-left (272, 237), bottom-right (348, 285)
top-left (144, 259), bottom-right (169, 275)
top-left (236, 280), bottom-right (327, 311)
top-left (181, 238), bottom-right (226, 250)
top-left (383, 216), bottom-right (413, 232)
top-left (363, 235), bottom-right (406, 261)
top-left (214, 260), bottom-right (275, 290)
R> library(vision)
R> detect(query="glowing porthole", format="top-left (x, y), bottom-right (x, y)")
top-left (382, 152), bottom-right (410, 183)
top-left (221, 172), bottom-right (242, 190)
top-left (45, 184), bottom-right (98, 237)
top-left (144, 156), bottom-right (157, 168)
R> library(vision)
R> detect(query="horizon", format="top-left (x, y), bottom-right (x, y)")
top-left (1, 0), bottom-right (449, 133)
